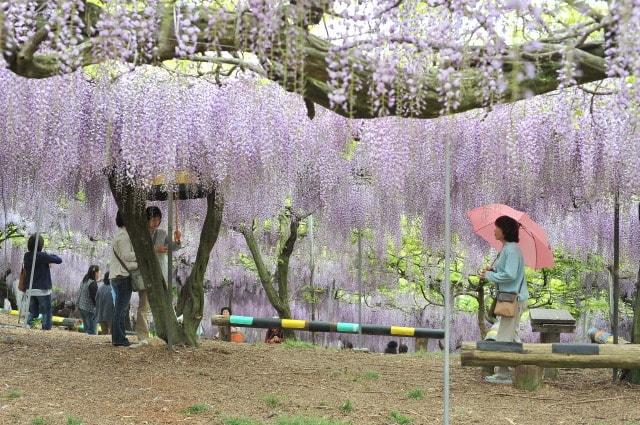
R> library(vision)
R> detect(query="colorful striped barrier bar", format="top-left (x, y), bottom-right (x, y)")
top-left (211, 315), bottom-right (445, 339)
top-left (7, 309), bottom-right (82, 330)
top-left (461, 341), bottom-right (640, 369)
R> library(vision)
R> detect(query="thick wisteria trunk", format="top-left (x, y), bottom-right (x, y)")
top-left (631, 263), bottom-right (640, 384)
top-left (241, 215), bottom-right (301, 340)
top-left (632, 203), bottom-right (640, 384)
top-left (176, 191), bottom-right (223, 347)
top-left (108, 175), bottom-right (185, 346)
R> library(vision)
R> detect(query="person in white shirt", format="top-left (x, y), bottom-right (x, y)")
top-left (110, 211), bottom-right (138, 347)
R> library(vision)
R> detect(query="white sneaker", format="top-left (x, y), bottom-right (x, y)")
top-left (484, 374), bottom-right (513, 385)
top-left (129, 340), bottom-right (149, 348)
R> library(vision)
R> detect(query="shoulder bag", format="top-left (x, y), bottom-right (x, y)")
top-left (112, 248), bottom-right (146, 292)
top-left (492, 277), bottom-right (525, 318)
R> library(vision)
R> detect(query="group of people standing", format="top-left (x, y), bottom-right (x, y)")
top-left (20, 206), bottom-right (181, 349)
top-left (76, 265), bottom-right (113, 335)
top-left (17, 213), bottom-right (529, 385)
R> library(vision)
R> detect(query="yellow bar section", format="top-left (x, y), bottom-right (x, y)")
top-left (390, 326), bottom-right (415, 337)
top-left (281, 319), bottom-right (306, 329)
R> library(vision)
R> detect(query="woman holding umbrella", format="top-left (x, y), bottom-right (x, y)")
top-left (469, 204), bottom-right (554, 384)
top-left (479, 215), bottom-right (528, 384)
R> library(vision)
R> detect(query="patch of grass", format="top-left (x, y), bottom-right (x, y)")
top-left (276, 416), bottom-right (347, 425)
top-left (264, 394), bottom-right (281, 408)
top-left (31, 418), bottom-right (48, 425)
top-left (361, 370), bottom-right (379, 380)
top-left (223, 418), bottom-right (263, 425)
top-left (389, 411), bottom-right (413, 425)
top-left (6, 389), bottom-right (22, 399)
top-left (181, 403), bottom-right (209, 415)
top-left (66, 416), bottom-right (84, 425)
top-left (282, 339), bottom-right (316, 349)
top-left (339, 400), bottom-right (353, 414)
top-left (406, 388), bottom-right (424, 399)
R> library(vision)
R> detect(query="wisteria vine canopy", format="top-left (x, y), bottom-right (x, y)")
top-left (1, 0), bottom-right (637, 120)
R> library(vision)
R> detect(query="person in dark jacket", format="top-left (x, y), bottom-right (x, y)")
top-left (77, 265), bottom-right (100, 335)
top-left (384, 340), bottom-right (398, 354)
top-left (23, 234), bottom-right (62, 330)
top-left (95, 272), bottom-right (114, 335)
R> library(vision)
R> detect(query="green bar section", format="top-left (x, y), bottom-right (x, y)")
top-left (337, 322), bottom-right (360, 333)
top-left (230, 315), bottom-right (254, 326)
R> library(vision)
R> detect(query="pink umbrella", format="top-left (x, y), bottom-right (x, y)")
top-left (467, 204), bottom-right (554, 269)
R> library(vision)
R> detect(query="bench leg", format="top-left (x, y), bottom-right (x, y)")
top-left (514, 365), bottom-right (544, 391)
top-left (541, 332), bottom-right (560, 379)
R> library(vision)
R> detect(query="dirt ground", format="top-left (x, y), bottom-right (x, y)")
top-left (1, 315), bottom-right (640, 425)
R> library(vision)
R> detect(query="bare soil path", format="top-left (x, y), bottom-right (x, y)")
top-left (1, 315), bottom-right (640, 425)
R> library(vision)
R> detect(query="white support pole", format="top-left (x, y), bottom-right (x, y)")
top-left (442, 132), bottom-right (452, 425)
top-left (20, 213), bottom-right (42, 327)
top-left (357, 229), bottom-right (363, 349)
top-left (309, 215), bottom-right (316, 343)
top-left (167, 192), bottom-right (174, 304)
top-left (309, 215), bottom-right (315, 287)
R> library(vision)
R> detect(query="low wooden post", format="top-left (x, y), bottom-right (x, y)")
top-left (514, 365), bottom-right (543, 391)
top-left (415, 337), bottom-right (429, 352)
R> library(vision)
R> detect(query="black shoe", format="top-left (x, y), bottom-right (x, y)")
top-left (113, 340), bottom-right (131, 347)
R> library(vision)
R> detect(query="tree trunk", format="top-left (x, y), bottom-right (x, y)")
top-left (175, 191), bottom-right (223, 347)
top-left (5, 3), bottom-right (608, 120)
top-left (415, 338), bottom-right (429, 352)
top-left (240, 213), bottom-right (302, 340)
top-left (477, 281), bottom-right (488, 338)
top-left (108, 176), bottom-right (184, 345)
top-left (631, 203), bottom-right (640, 384)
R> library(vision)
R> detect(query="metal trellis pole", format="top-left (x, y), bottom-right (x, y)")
top-left (612, 190), bottom-right (620, 381)
top-left (20, 212), bottom-right (42, 328)
top-left (167, 192), bottom-right (174, 304)
top-left (357, 229), bottom-right (363, 349)
top-left (443, 132), bottom-right (452, 425)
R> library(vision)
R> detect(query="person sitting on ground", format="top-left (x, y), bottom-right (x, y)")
top-left (384, 340), bottom-right (398, 354)
top-left (77, 265), bottom-right (100, 335)
top-left (23, 234), bottom-right (62, 330)
top-left (0, 268), bottom-right (17, 311)
top-left (265, 326), bottom-right (284, 344)
top-left (54, 300), bottom-right (71, 318)
top-left (399, 343), bottom-right (408, 353)
top-left (95, 272), bottom-right (114, 335)
top-left (214, 306), bottom-right (237, 342)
